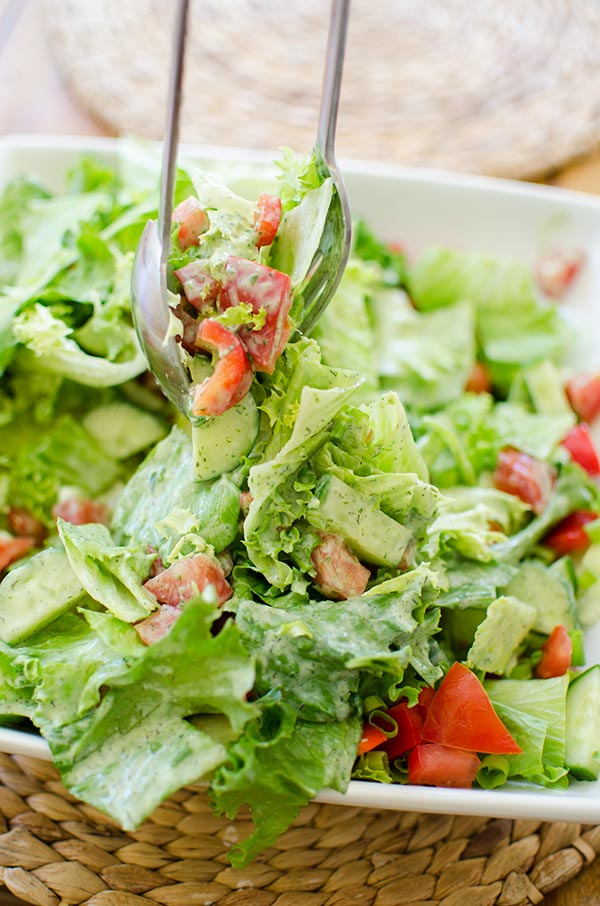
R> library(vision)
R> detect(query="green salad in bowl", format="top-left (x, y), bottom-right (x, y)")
top-left (1, 138), bottom-right (599, 867)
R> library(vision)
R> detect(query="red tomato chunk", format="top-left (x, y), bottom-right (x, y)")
top-left (134, 604), bottom-right (181, 646)
top-left (422, 663), bottom-right (522, 755)
top-left (357, 723), bottom-right (387, 755)
top-left (53, 497), bottom-right (109, 526)
top-left (544, 511), bottom-right (597, 557)
top-left (536, 625), bottom-right (572, 679)
top-left (172, 197), bottom-right (210, 251)
top-left (219, 256), bottom-right (292, 374)
top-left (566, 374), bottom-right (600, 424)
top-left (408, 743), bottom-right (481, 788)
top-left (311, 533), bottom-right (370, 600)
top-left (561, 424), bottom-right (600, 476)
top-left (493, 448), bottom-right (555, 515)
top-left (144, 552), bottom-right (232, 608)
top-left (174, 261), bottom-right (220, 311)
top-left (465, 362), bottom-right (491, 394)
top-left (0, 536), bottom-right (35, 572)
top-left (382, 701), bottom-right (424, 760)
top-left (193, 318), bottom-right (253, 417)
top-left (535, 249), bottom-right (583, 299)
top-left (253, 193), bottom-right (282, 248)
top-left (7, 508), bottom-right (47, 544)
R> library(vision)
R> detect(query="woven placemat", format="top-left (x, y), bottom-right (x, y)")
top-left (0, 753), bottom-right (597, 906)
top-left (43, 0), bottom-right (600, 179)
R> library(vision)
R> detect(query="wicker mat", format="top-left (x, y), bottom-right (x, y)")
top-left (43, 0), bottom-right (600, 180)
top-left (0, 753), bottom-right (596, 906)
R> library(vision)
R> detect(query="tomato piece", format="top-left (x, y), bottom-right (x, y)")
top-left (7, 508), bottom-right (47, 544)
top-left (416, 685), bottom-right (436, 717)
top-left (535, 249), bottom-right (583, 299)
top-left (408, 744), bottom-right (481, 788)
top-left (465, 362), bottom-right (492, 394)
top-left (219, 256), bottom-right (292, 373)
top-left (253, 193), bottom-right (282, 248)
top-left (144, 552), bottom-right (232, 607)
top-left (53, 497), bottom-right (109, 526)
top-left (422, 663), bottom-right (522, 755)
top-left (134, 603), bottom-right (180, 646)
top-left (311, 533), bottom-right (370, 600)
top-left (0, 536), bottom-right (35, 572)
top-left (493, 447), bottom-right (555, 515)
top-left (174, 261), bottom-right (220, 312)
top-left (192, 318), bottom-right (253, 417)
top-left (382, 701), bottom-right (424, 759)
top-left (357, 722), bottom-right (387, 755)
top-left (536, 625), bottom-right (572, 679)
top-left (544, 510), bottom-right (597, 557)
top-left (566, 374), bottom-right (600, 424)
top-left (561, 424), bottom-right (600, 476)
top-left (172, 196), bottom-right (210, 251)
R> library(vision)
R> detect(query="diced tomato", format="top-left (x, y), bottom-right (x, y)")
top-left (416, 685), bottom-right (436, 717)
top-left (219, 256), bottom-right (292, 373)
top-left (382, 701), bottom-right (424, 759)
top-left (253, 193), bottom-right (282, 248)
top-left (536, 624), bottom-right (572, 679)
top-left (544, 510), bottom-right (597, 557)
top-left (422, 663), bottom-right (522, 755)
top-left (0, 536), bottom-right (35, 572)
top-left (465, 362), bottom-right (492, 394)
top-left (172, 196), bottom-right (210, 251)
top-left (535, 249), bottom-right (583, 299)
top-left (134, 604), bottom-right (180, 645)
top-left (240, 491), bottom-right (253, 515)
top-left (144, 552), bottom-right (232, 607)
top-left (357, 722), bottom-right (387, 755)
top-left (7, 508), bottom-right (47, 544)
top-left (53, 497), bottom-right (109, 526)
top-left (493, 447), bottom-right (555, 515)
top-left (192, 318), bottom-right (253, 417)
top-left (311, 533), bottom-right (370, 600)
top-left (566, 374), bottom-right (600, 424)
top-left (408, 743), bottom-right (481, 788)
top-left (174, 260), bottom-right (220, 311)
top-left (147, 546), bottom-right (165, 578)
top-left (561, 424), bottom-right (600, 476)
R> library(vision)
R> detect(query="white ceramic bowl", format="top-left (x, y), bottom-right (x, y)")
top-left (1, 134), bottom-right (600, 824)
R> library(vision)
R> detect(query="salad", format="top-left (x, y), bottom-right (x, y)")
top-left (1, 142), bottom-right (600, 869)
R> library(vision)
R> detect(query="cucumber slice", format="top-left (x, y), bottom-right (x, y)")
top-left (83, 403), bottom-right (167, 459)
top-left (0, 548), bottom-right (84, 644)
top-left (565, 665), bottom-right (600, 781)
top-left (505, 560), bottom-right (578, 634)
top-left (192, 392), bottom-right (259, 481)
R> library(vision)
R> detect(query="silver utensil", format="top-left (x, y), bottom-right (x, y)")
top-left (131, 0), bottom-right (351, 416)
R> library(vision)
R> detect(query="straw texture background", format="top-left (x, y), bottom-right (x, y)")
top-left (0, 753), bottom-right (597, 906)
top-left (44, 0), bottom-right (600, 180)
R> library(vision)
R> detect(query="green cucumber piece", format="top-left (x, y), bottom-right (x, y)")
top-left (565, 665), bottom-right (600, 781)
top-left (0, 548), bottom-right (83, 644)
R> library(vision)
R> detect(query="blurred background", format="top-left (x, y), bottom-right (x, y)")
top-left (2, 0), bottom-right (600, 190)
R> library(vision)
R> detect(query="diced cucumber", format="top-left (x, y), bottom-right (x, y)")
top-left (467, 595), bottom-right (536, 676)
top-left (523, 361), bottom-right (574, 418)
top-left (306, 473), bottom-right (411, 567)
top-left (0, 548), bottom-right (84, 644)
top-left (192, 393), bottom-right (259, 482)
top-left (505, 560), bottom-right (579, 634)
top-left (83, 402), bottom-right (167, 460)
top-left (577, 544), bottom-right (600, 629)
top-left (565, 665), bottom-right (600, 781)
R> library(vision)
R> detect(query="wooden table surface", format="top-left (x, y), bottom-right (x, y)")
top-left (1, 3), bottom-right (600, 905)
